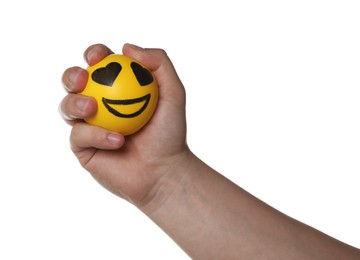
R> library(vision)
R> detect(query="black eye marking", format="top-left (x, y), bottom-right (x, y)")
top-left (92, 62), bottom-right (122, 86)
top-left (130, 62), bottom-right (154, 86)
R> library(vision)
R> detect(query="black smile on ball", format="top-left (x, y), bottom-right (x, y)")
top-left (102, 94), bottom-right (151, 118)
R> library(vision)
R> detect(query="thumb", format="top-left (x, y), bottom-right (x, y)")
top-left (122, 43), bottom-right (185, 102)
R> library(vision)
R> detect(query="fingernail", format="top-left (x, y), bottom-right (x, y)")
top-left (127, 43), bottom-right (144, 51)
top-left (69, 69), bottom-right (80, 84)
top-left (107, 133), bottom-right (122, 144)
top-left (86, 49), bottom-right (96, 63)
top-left (76, 98), bottom-right (89, 112)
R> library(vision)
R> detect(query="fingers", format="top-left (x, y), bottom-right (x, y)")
top-left (60, 68), bottom-right (96, 124)
top-left (61, 44), bottom-right (114, 123)
top-left (59, 94), bottom-right (97, 124)
top-left (61, 44), bottom-right (125, 152)
top-left (84, 44), bottom-right (114, 66)
top-left (62, 44), bottom-right (114, 93)
top-left (71, 123), bottom-right (125, 152)
top-left (62, 66), bottom-right (89, 93)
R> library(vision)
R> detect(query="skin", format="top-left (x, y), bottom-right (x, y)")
top-left (60, 43), bottom-right (360, 259)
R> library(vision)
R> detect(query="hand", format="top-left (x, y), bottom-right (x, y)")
top-left (60, 43), bottom-right (191, 207)
top-left (60, 44), bottom-right (360, 260)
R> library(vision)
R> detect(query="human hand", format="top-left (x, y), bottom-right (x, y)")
top-left (60, 43), bottom-right (191, 208)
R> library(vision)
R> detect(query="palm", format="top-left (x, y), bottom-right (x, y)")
top-left (76, 89), bottom-right (187, 205)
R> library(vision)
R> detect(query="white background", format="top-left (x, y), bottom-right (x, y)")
top-left (0, 1), bottom-right (359, 259)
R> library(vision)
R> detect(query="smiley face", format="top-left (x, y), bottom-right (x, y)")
top-left (80, 54), bottom-right (158, 135)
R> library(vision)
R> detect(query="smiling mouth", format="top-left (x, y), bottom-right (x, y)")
top-left (102, 94), bottom-right (151, 118)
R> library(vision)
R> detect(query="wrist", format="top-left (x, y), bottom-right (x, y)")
top-left (136, 147), bottom-right (197, 214)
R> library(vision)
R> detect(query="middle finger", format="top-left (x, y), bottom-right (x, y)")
top-left (60, 93), bottom-right (97, 124)
top-left (62, 66), bottom-right (89, 93)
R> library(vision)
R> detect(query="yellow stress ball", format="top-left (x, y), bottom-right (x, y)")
top-left (81, 54), bottom-right (158, 135)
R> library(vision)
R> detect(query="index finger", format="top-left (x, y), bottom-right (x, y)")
top-left (84, 44), bottom-right (114, 66)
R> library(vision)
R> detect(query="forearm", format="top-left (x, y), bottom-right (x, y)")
top-left (141, 152), bottom-right (360, 259)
